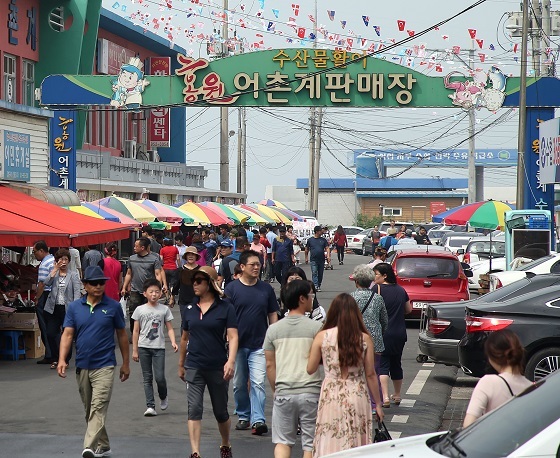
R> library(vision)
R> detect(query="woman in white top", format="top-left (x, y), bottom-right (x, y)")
top-left (463, 329), bottom-right (533, 427)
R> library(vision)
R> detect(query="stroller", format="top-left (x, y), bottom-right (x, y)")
top-left (324, 244), bottom-right (334, 270)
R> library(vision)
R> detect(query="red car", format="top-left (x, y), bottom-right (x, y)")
top-left (386, 245), bottom-right (471, 319)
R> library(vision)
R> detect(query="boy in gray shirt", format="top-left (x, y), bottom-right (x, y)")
top-left (264, 280), bottom-right (322, 458)
top-left (132, 279), bottom-right (178, 417)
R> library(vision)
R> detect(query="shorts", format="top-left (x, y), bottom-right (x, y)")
top-left (272, 393), bottom-right (319, 451)
top-left (185, 368), bottom-right (229, 423)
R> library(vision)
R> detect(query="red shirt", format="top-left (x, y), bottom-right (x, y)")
top-left (160, 245), bottom-right (179, 270)
top-left (333, 232), bottom-right (348, 247)
top-left (103, 257), bottom-right (122, 301)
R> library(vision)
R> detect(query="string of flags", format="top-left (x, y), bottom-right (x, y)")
top-left (116, 0), bottom-right (532, 75)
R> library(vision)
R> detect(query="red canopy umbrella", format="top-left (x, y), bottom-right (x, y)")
top-left (0, 185), bottom-right (131, 246)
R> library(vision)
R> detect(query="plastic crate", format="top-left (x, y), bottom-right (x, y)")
top-left (528, 216), bottom-right (549, 229)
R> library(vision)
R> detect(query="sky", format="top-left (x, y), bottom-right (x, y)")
top-left (102, 0), bottom-right (540, 202)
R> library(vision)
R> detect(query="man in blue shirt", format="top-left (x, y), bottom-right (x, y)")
top-left (225, 250), bottom-right (279, 436)
top-left (58, 266), bottom-right (130, 458)
top-left (271, 226), bottom-right (294, 283)
top-left (379, 227), bottom-right (399, 250)
top-left (218, 236), bottom-right (249, 287)
top-left (305, 226), bottom-right (330, 292)
top-left (33, 240), bottom-right (55, 364)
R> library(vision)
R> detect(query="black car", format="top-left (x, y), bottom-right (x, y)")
top-left (459, 284), bottom-right (560, 381)
top-left (419, 274), bottom-right (560, 368)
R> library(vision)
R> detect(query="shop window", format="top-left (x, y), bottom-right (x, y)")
top-left (3, 54), bottom-right (17, 103)
top-left (22, 60), bottom-right (35, 106)
top-left (383, 207), bottom-right (402, 217)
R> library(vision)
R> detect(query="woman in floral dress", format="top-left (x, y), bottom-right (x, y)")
top-left (307, 293), bottom-right (384, 457)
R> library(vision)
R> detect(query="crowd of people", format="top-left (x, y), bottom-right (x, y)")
top-left (14, 218), bottom-right (532, 458)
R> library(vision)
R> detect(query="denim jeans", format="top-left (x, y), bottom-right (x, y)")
top-left (233, 347), bottom-right (267, 424)
top-left (310, 259), bottom-right (325, 288)
top-left (138, 347), bottom-right (167, 408)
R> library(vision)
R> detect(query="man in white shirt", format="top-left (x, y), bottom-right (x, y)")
top-left (397, 229), bottom-right (417, 245)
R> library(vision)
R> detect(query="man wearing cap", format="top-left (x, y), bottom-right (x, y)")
top-left (271, 226), bottom-right (294, 283)
top-left (58, 266), bottom-right (130, 458)
top-left (397, 229), bottom-right (417, 245)
top-left (305, 226), bottom-right (330, 292)
top-left (218, 236), bottom-right (250, 288)
top-left (379, 228), bottom-right (399, 250)
top-left (122, 237), bottom-right (167, 337)
top-left (179, 266), bottom-right (238, 458)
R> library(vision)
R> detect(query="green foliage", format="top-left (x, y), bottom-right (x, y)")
top-left (356, 214), bottom-right (384, 228)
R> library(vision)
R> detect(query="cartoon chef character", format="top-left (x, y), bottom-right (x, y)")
top-left (110, 57), bottom-right (150, 109)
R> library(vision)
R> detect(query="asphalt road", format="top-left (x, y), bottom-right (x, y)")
top-left (0, 252), bottom-right (463, 457)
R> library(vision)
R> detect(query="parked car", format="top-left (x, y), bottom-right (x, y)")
top-left (347, 228), bottom-right (374, 255)
top-left (427, 228), bottom-right (453, 245)
top-left (458, 284), bottom-right (560, 381)
top-left (386, 245), bottom-right (471, 319)
top-left (361, 229), bottom-right (377, 256)
top-left (458, 235), bottom-right (505, 264)
top-left (468, 257), bottom-right (507, 292)
top-left (324, 369), bottom-right (560, 457)
top-left (418, 274), bottom-right (560, 367)
top-left (489, 253), bottom-right (560, 291)
top-left (439, 231), bottom-right (484, 255)
top-left (341, 226), bottom-right (363, 245)
top-left (378, 221), bottom-right (415, 235)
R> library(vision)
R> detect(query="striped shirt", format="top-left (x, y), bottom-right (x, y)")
top-left (38, 254), bottom-right (55, 291)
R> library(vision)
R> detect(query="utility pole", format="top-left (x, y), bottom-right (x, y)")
top-left (467, 47), bottom-right (477, 204)
top-left (219, 0), bottom-right (229, 192)
top-left (542, 0), bottom-right (552, 76)
top-left (308, 0), bottom-right (321, 217)
top-left (531, 0), bottom-right (542, 76)
top-left (516, 0), bottom-right (530, 209)
top-left (308, 109), bottom-right (316, 211)
top-left (313, 107), bottom-right (322, 217)
top-left (236, 107), bottom-right (246, 194)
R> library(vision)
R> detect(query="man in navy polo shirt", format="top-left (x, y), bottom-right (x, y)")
top-left (225, 250), bottom-right (279, 436)
top-left (58, 266), bottom-right (130, 458)
top-left (271, 226), bottom-right (294, 283)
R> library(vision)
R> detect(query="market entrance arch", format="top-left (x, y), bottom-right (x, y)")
top-left (40, 48), bottom-right (560, 209)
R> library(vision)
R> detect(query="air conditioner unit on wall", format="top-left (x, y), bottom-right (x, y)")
top-left (123, 140), bottom-right (137, 159)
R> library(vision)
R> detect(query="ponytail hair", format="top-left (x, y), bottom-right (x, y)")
top-left (484, 329), bottom-right (526, 375)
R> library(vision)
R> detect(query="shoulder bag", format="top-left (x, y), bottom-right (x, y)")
top-left (361, 285), bottom-right (381, 314)
top-left (373, 420), bottom-right (392, 442)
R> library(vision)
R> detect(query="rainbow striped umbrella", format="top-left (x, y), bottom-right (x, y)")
top-left (242, 204), bottom-right (292, 224)
top-left (79, 202), bottom-right (140, 226)
top-left (137, 199), bottom-right (195, 224)
top-left (199, 201), bottom-right (249, 225)
top-left (258, 199), bottom-right (288, 209)
top-left (232, 205), bottom-right (274, 225)
top-left (432, 200), bottom-right (515, 230)
top-left (177, 202), bottom-right (233, 226)
top-left (271, 207), bottom-right (305, 222)
top-left (95, 196), bottom-right (157, 223)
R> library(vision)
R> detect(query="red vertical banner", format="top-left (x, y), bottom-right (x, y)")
top-left (148, 57), bottom-right (171, 148)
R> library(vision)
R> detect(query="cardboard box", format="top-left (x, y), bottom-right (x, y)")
top-left (23, 329), bottom-right (44, 359)
top-left (0, 312), bottom-right (38, 330)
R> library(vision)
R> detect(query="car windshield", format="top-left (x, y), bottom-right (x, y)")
top-left (344, 228), bottom-right (362, 236)
top-left (449, 238), bottom-right (470, 248)
top-left (396, 257), bottom-right (459, 279)
top-left (517, 254), bottom-right (556, 271)
top-left (431, 373), bottom-right (559, 457)
top-left (468, 241), bottom-right (505, 255)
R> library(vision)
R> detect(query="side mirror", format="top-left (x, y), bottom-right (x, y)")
top-left (464, 269), bottom-right (473, 278)
top-left (457, 248), bottom-right (465, 255)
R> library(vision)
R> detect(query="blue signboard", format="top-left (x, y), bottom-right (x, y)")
top-left (49, 110), bottom-right (77, 191)
top-left (349, 148), bottom-right (517, 168)
top-left (3, 130), bottom-right (31, 182)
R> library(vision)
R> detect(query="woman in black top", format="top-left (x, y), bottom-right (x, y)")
top-left (372, 263), bottom-right (412, 408)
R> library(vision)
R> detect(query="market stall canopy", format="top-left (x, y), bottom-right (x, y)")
top-left (233, 205), bottom-right (275, 225)
top-left (0, 186), bottom-right (131, 246)
top-left (177, 202), bottom-right (233, 226)
top-left (432, 200), bottom-right (515, 230)
top-left (244, 204), bottom-right (292, 224)
top-left (199, 202), bottom-right (249, 225)
top-left (82, 202), bottom-right (141, 227)
top-left (258, 199), bottom-right (288, 209)
top-left (136, 199), bottom-right (195, 224)
top-left (94, 196), bottom-right (158, 223)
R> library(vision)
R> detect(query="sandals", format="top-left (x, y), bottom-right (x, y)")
top-left (382, 398), bottom-right (391, 408)
top-left (391, 395), bottom-right (402, 405)
top-left (50, 362), bottom-right (58, 370)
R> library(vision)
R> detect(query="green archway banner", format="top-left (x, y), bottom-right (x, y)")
top-left (40, 48), bottom-right (545, 109)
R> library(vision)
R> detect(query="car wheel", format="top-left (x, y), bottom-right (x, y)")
top-left (525, 347), bottom-right (560, 381)
top-left (362, 243), bottom-right (367, 256)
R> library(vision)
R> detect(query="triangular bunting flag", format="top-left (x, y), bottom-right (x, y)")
top-left (468, 28), bottom-right (477, 39)
top-left (297, 27), bottom-right (306, 38)
top-left (272, 9), bottom-right (279, 18)
top-left (362, 16), bottom-right (369, 27)
top-left (478, 53), bottom-right (486, 62)
top-left (373, 25), bottom-right (380, 36)
top-left (340, 20), bottom-right (347, 29)
top-left (292, 4), bottom-right (299, 16)
top-left (327, 10), bottom-right (335, 21)
top-left (397, 20), bottom-right (405, 31)
top-left (407, 30), bottom-right (415, 37)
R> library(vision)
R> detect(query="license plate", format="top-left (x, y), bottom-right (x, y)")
top-left (413, 302), bottom-right (430, 309)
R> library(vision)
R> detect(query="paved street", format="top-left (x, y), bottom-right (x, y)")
top-left (0, 253), bottom-right (476, 457)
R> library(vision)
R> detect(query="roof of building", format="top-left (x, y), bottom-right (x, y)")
top-left (357, 190), bottom-right (467, 198)
top-left (100, 8), bottom-right (187, 57)
top-left (296, 177), bottom-right (468, 191)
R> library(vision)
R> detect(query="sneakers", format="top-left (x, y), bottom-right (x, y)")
top-left (82, 449), bottom-right (95, 458)
top-left (94, 447), bottom-right (112, 457)
top-left (251, 422), bottom-right (268, 435)
top-left (144, 407), bottom-right (157, 416)
top-left (189, 453), bottom-right (201, 458)
top-left (219, 445), bottom-right (233, 458)
top-left (316, 287), bottom-right (322, 292)
top-left (235, 420), bottom-right (250, 430)
top-left (160, 397), bottom-right (168, 410)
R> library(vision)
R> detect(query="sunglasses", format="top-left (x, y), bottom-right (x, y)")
top-left (87, 280), bottom-right (106, 287)
top-left (193, 277), bottom-right (209, 285)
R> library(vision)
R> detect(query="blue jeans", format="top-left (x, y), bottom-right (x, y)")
top-left (138, 347), bottom-right (167, 408)
top-left (310, 259), bottom-right (325, 288)
top-left (233, 347), bottom-right (267, 424)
